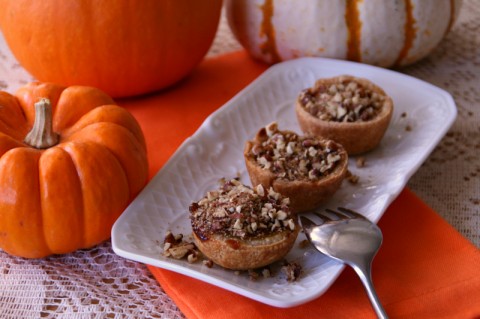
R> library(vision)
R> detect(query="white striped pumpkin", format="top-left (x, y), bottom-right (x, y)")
top-left (225, 0), bottom-right (462, 67)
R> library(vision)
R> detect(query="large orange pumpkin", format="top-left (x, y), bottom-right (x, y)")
top-left (0, 82), bottom-right (148, 258)
top-left (0, 0), bottom-right (223, 98)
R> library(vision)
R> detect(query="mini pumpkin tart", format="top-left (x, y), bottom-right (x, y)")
top-left (295, 75), bottom-right (394, 155)
top-left (189, 179), bottom-right (299, 270)
top-left (244, 122), bottom-right (348, 213)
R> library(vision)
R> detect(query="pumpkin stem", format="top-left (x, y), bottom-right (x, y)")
top-left (24, 98), bottom-right (59, 149)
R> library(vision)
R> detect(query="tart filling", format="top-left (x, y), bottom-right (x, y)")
top-left (299, 75), bottom-right (386, 123)
top-left (247, 122), bottom-right (344, 182)
top-left (190, 178), bottom-right (296, 241)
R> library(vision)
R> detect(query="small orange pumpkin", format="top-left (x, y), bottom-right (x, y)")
top-left (0, 82), bottom-right (148, 258)
top-left (0, 0), bottom-right (223, 97)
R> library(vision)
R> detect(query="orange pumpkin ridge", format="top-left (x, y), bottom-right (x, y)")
top-left (0, 148), bottom-right (48, 258)
top-left (39, 147), bottom-right (85, 254)
top-left (345, 0), bottom-right (362, 62)
top-left (394, 0), bottom-right (417, 67)
top-left (260, 0), bottom-right (281, 63)
top-left (445, 0), bottom-right (457, 35)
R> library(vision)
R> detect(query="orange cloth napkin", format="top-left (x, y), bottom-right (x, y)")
top-left (119, 51), bottom-right (480, 319)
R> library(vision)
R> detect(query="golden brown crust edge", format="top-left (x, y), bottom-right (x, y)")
top-left (193, 226), bottom-right (300, 270)
top-left (244, 136), bottom-right (348, 214)
top-left (295, 75), bottom-right (394, 155)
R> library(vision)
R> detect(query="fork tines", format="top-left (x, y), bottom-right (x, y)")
top-left (316, 207), bottom-right (365, 222)
top-left (300, 207), bottom-right (366, 228)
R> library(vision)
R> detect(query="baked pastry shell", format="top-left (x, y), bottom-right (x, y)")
top-left (193, 224), bottom-right (300, 270)
top-left (295, 75), bottom-right (394, 155)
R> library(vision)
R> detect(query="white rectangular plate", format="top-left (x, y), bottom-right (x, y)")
top-left (112, 57), bottom-right (456, 308)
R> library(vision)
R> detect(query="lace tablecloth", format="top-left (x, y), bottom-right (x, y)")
top-left (0, 2), bottom-right (479, 318)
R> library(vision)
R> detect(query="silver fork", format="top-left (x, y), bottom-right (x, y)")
top-left (300, 207), bottom-right (388, 319)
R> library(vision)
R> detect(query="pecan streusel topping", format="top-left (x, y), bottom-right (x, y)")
top-left (248, 122), bottom-right (343, 181)
top-left (189, 179), bottom-right (295, 240)
top-left (299, 76), bottom-right (386, 122)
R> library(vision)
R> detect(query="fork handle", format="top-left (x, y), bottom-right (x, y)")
top-left (351, 261), bottom-right (388, 319)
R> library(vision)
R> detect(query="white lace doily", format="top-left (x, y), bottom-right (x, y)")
top-left (0, 2), bottom-right (478, 318)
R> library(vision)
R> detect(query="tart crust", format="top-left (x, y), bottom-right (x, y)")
top-left (192, 230), bottom-right (299, 270)
top-left (244, 124), bottom-right (348, 213)
top-left (295, 75), bottom-right (394, 155)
